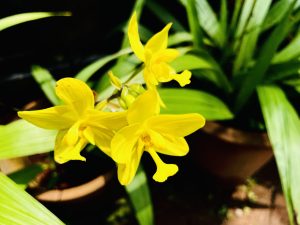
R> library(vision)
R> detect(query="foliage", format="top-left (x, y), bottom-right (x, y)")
top-left (144, 0), bottom-right (300, 224)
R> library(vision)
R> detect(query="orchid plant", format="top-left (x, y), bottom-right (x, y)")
top-left (17, 12), bottom-right (205, 186)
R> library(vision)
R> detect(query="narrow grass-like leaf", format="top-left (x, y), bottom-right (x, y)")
top-left (229, 0), bottom-right (242, 35)
top-left (186, 0), bottom-right (203, 48)
top-left (0, 120), bottom-right (56, 159)
top-left (234, 2), bottom-right (296, 112)
top-left (233, 0), bottom-right (272, 74)
top-left (257, 85), bottom-right (300, 225)
top-left (0, 173), bottom-right (64, 225)
top-left (234, 0), bottom-right (255, 44)
top-left (126, 166), bottom-right (154, 225)
top-left (266, 61), bottom-right (300, 82)
top-left (159, 88), bottom-right (233, 120)
top-left (272, 32), bottom-right (300, 63)
top-left (0, 12), bottom-right (70, 32)
top-left (75, 48), bottom-right (132, 82)
top-left (220, 0), bottom-right (228, 37)
top-left (170, 54), bottom-right (214, 71)
top-left (31, 65), bottom-right (59, 105)
top-left (194, 0), bottom-right (225, 47)
top-left (8, 164), bottom-right (43, 189)
top-left (145, 0), bottom-right (185, 32)
top-left (168, 32), bottom-right (192, 46)
top-left (262, 0), bottom-right (290, 31)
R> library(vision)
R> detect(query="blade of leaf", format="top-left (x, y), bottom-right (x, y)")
top-left (0, 120), bottom-right (56, 159)
top-left (159, 88), bottom-right (233, 120)
top-left (0, 173), bottom-right (64, 225)
top-left (74, 48), bottom-right (132, 82)
top-left (194, 0), bottom-right (225, 47)
top-left (31, 65), bottom-right (59, 105)
top-left (257, 85), bottom-right (300, 225)
top-left (8, 164), bottom-right (44, 189)
top-left (233, 0), bottom-right (272, 74)
top-left (168, 32), bottom-right (192, 46)
top-left (126, 166), bottom-right (154, 225)
top-left (272, 31), bottom-right (300, 63)
top-left (266, 61), bottom-right (300, 82)
top-left (185, 0), bottom-right (204, 48)
top-left (262, 0), bottom-right (290, 31)
top-left (234, 1), bottom-right (296, 112)
top-left (0, 12), bottom-right (71, 31)
top-left (220, 0), bottom-right (228, 37)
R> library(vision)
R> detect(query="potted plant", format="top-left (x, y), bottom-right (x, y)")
top-left (137, 0), bottom-right (300, 224)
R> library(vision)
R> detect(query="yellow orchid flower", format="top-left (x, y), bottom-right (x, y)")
top-left (18, 78), bottom-right (127, 164)
top-left (110, 90), bottom-right (205, 185)
top-left (128, 12), bottom-right (192, 89)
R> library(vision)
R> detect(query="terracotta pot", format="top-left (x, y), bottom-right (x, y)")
top-left (189, 121), bottom-right (273, 185)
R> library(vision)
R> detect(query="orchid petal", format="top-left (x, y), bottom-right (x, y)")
top-left (54, 130), bottom-right (87, 164)
top-left (91, 126), bottom-right (115, 156)
top-left (127, 90), bottom-right (160, 124)
top-left (87, 110), bottom-right (128, 131)
top-left (148, 129), bottom-right (189, 156)
top-left (145, 23), bottom-right (172, 53)
top-left (148, 114), bottom-right (205, 137)
top-left (55, 78), bottom-right (94, 116)
top-left (17, 105), bottom-right (75, 130)
top-left (111, 124), bottom-right (141, 164)
top-left (171, 70), bottom-right (192, 87)
top-left (117, 139), bottom-right (144, 185)
top-left (128, 12), bottom-right (145, 61)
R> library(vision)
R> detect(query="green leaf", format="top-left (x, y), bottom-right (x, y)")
top-left (272, 32), bottom-right (300, 63)
top-left (159, 88), bottom-right (233, 120)
top-left (145, 0), bottom-right (186, 32)
top-left (0, 120), bottom-right (56, 159)
top-left (74, 48), bottom-right (132, 82)
top-left (185, 0), bottom-right (204, 48)
top-left (170, 54), bottom-right (214, 71)
top-left (31, 65), bottom-right (59, 105)
top-left (194, 0), bottom-right (225, 47)
top-left (126, 166), bottom-right (154, 225)
top-left (8, 164), bottom-right (44, 189)
top-left (233, 0), bottom-right (272, 74)
top-left (168, 32), bottom-right (192, 46)
top-left (0, 173), bottom-right (64, 225)
top-left (257, 85), bottom-right (300, 225)
top-left (262, 0), bottom-right (290, 31)
top-left (234, 2), bottom-right (296, 112)
top-left (220, 0), bottom-right (228, 37)
top-left (266, 61), bottom-right (300, 82)
top-left (0, 12), bottom-right (71, 32)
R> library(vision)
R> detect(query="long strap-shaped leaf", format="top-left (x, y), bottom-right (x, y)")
top-left (0, 120), bottom-right (56, 159)
top-left (0, 173), bottom-right (64, 225)
top-left (234, 1), bottom-right (296, 112)
top-left (126, 166), bottom-right (154, 225)
top-left (159, 88), bottom-right (233, 121)
top-left (0, 12), bottom-right (70, 31)
top-left (257, 85), bottom-right (300, 225)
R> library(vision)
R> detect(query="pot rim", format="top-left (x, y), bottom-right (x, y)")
top-left (202, 121), bottom-right (271, 147)
top-left (35, 169), bottom-right (114, 202)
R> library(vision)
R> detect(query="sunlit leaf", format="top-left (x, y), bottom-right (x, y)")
top-left (75, 48), bottom-right (132, 82)
top-left (257, 85), bottom-right (300, 225)
top-left (31, 65), bottom-right (59, 105)
top-left (159, 88), bottom-right (233, 120)
top-left (0, 120), bottom-right (56, 159)
top-left (126, 166), bottom-right (154, 225)
top-left (0, 173), bottom-right (64, 225)
top-left (0, 12), bottom-right (70, 32)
